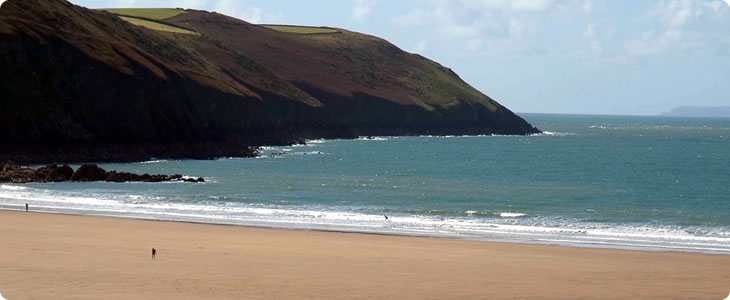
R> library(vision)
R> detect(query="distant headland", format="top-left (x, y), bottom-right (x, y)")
top-left (661, 106), bottom-right (730, 118)
top-left (0, 0), bottom-right (539, 164)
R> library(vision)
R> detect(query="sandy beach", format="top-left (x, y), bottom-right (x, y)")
top-left (0, 210), bottom-right (728, 299)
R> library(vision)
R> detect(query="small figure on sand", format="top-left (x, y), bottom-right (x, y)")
top-left (152, 248), bottom-right (156, 259)
top-left (25, 203), bottom-right (28, 212)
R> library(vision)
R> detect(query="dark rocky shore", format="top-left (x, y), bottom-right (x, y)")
top-left (0, 162), bottom-right (204, 184)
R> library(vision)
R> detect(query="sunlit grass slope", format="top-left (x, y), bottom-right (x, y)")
top-left (119, 16), bottom-right (198, 35)
top-left (264, 25), bottom-right (339, 34)
top-left (101, 8), bottom-right (185, 20)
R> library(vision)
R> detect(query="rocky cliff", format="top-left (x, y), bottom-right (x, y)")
top-left (0, 0), bottom-right (539, 164)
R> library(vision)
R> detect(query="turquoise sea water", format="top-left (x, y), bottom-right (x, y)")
top-left (2, 114), bottom-right (729, 253)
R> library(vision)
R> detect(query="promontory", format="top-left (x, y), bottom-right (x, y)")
top-left (0, 0), bottom-right (539, 164)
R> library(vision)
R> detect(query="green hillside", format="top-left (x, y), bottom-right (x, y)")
top-left (264, 25), bottom-right (339, 34)
top-left (119, 16), bottom-right (198, 35)
top-left (100, 8), bottom-right (185, 19)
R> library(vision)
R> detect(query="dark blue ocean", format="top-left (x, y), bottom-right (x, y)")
top-left (2, 114), bottom-right (729, 253)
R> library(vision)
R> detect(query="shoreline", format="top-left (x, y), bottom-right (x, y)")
top-left (2, 206), bottom-right (730, 257)
top-left (1, 209), bottom-right (729, 299)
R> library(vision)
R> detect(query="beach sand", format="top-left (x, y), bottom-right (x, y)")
top-left (0, 210), bottom-right (728, 299)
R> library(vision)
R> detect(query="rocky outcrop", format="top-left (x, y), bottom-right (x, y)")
top-left (0, 162), bottom-right (204, 183)
top-left (1, 163), bottom-right (74, 183)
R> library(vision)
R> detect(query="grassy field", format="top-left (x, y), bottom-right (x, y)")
top-left (119, 16), bottom-right (198, 35)
top-left (101, 8), bottom-right (185, 20)
top-left (264, 25), bottom-right (339, 34)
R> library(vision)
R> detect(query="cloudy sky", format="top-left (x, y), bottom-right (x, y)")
top-left (65, 0), bottom-right (730, 115)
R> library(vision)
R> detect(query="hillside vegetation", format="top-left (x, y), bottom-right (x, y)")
top-left (119, 16), bottom-right (198, 34)
top-left (0, 0), bottom-right (539, 164)
top-left (100, 8), bottom-right (185, 19)
top-left (264, 25), bottom-right (339, 34)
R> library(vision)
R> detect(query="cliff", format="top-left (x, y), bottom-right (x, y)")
top-left (0, 0), bottom-right (539, 164)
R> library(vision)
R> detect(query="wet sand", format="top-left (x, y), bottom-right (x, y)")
top-left (0, 210), bottom-right (728, 299)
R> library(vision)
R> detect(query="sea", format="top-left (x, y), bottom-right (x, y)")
top-left (2, 114), bottom-right (729, 254)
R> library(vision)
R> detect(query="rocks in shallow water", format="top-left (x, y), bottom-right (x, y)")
top-left (36, 164), bottom-right (75, 182)
top-left (104, 171), bottom-right (180, 182)
top-left (0, 162), bottom-right (203, 184)
top-left (0, 162), bottom-right (75, 183)
top-left (70, 164), bottom-right (107, 181)
top-left (181, 177), bottom-right (206, 183)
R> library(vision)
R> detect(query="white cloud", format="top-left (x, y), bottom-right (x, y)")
top-left (482, 0), bottom-right (552, 12)
top-left (212, 0), bottom-right (283, 23)
top-left (434, 0), bottom-right (554, 12)
top-left (507, 18), bottom-right (526, 37)
top-left (583, 24), bottom-right (596, 39)
top-left (392, 10), bottom-right (427, 27)
top-left (582, 0), bottom-right (594, 13)
top-left (391, 0), bottom-right (592, 57)
top-left (434, 0), bottom-right (593, 15)
top-left (627, 0), bottom-right (730, 57)
top-left (581, 23), bottom-right (614, 56)
top-left (624, 30), bottom-right (683, 56)
top-left (412, 39), bottom-right (428, 54)
top-left (582, 24), bottom-right (603, 56)
top-left (241, 7), bottom-right (262, 23)
top-left (653, 0), bottom-right (697, 27)
top-left (589, 40), bottom-right (602, 56)
top-left (651, 0), bottom-right (728, 28)
top-left (725, 0), bottom-right (730, 7)
top-left (465, 38), bottom-right (484, 51)
top-left (353, 0), bottom-right (377, 21)
top-left (104, 0), bottom-right (207, 8)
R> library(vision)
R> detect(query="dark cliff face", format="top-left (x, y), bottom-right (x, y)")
top-left (0, 0), bottom-right (539, 164)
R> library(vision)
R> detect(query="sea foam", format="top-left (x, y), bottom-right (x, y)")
top-left (499, 212), bottom-right (527, 218)
top-left (2, 186), bottom-right (730, 254)
top-left (357, 136), bottom-right (389, 141)
top-left (1, 185), bottom-right (27, 191)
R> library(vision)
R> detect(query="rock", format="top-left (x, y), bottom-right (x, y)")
top-left (104, 171), bottom-right (135, 182)
top-left (144, 175), bottom-right (169, 183)
top-left (71, 164), bottom-right (108, 182)
top-left (0, 162), bottom-right (204, 184)
top-left (35, 164), bottom-right (74, 182)
top-left (2, 162), bottom-right (17, 172)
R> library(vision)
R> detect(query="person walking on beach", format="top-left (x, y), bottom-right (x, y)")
top-left (25, 203), bottom-right (28, 212)
top-left (152, 248), bottom-right (156, 259)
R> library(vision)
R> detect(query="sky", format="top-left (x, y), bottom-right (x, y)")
top-left (60, 0), bottom-right (730, 115)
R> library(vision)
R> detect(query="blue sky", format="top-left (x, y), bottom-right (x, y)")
top-left (65, 0), bottom-right (730, 115)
